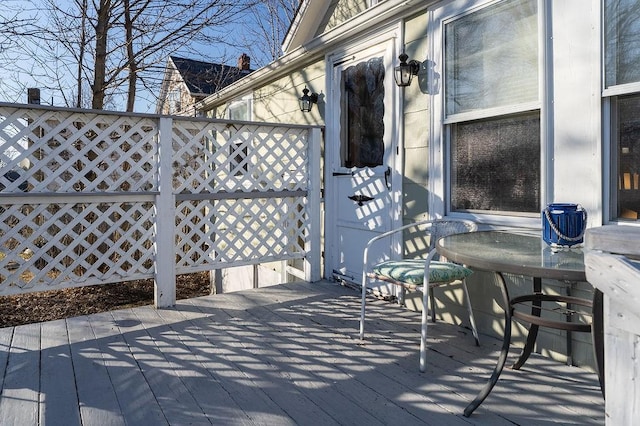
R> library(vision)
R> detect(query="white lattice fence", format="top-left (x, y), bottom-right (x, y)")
top-left (0, 105), bottom-right (159, 295)
top-left (0, 104), bottom-right (321, 304)
top-left (170, 118), bottom-right (313, 273)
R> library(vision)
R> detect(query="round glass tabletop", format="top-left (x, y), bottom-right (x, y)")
top-left (436, 230), bottom-right (586, 281)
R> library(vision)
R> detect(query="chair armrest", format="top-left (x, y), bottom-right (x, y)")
top-left (362, 219), bottom-right (435, 268)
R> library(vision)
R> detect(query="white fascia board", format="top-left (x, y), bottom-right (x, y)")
top-left (157, 58), bottom-right (178, 114)
top-left (282, 0), bottom-right (332, 54)
top-left (196, 0), bottom-right (432, 111)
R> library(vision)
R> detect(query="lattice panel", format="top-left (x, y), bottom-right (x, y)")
top-left (175, 197), bottom-right (309, 269)
top-left (0, 201), bottom-right (155, 292)
top-left (0, 106), bottom-right (158, 193)
top-left (171, 119), bottom-right (309, 194)
top-left (0, 105), bottom-right (317, 296)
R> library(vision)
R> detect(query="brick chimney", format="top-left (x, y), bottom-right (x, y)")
top-left (27, 88), bottom-right (41, 104)
top-left (237, 53), bottom-right (250, 71)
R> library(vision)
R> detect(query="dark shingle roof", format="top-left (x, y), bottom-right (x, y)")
top-left (170, 56), bottom-right (253, 97)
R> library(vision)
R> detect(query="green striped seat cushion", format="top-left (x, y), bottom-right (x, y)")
top-left (372, 260), bottom-right (472, 285)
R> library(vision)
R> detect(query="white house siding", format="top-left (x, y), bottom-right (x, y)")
top-left (199, 0), bottom-right (609, 371)
top-left (205, 59), bottom-right (328, 293)
top-left (401, 1), bottom-right (602, 371)
top-left (401, 12), bottom-right (430, 226)
top-left (253, 61), bottom-right (327, 125)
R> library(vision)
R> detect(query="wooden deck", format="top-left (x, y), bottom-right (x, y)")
top-left (0, 281), bottom-right (604, 425)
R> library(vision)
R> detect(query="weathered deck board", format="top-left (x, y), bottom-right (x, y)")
top-left (40, 319), bottom-right (82, 425)
top-left (0, 281), bottom-right (605, 425)
top-left (185, 296), bottom-right (436, 426)
top-left (238, 285), bottom-right (509, 426)
top-left (67, 315), bottom-right (126, 426)
top-left (88, 310), bottom-right (168, 426)
top-left (0, 322), bottom-right (40, 425)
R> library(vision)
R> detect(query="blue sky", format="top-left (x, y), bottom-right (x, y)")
top-left (0, 0), bottom-right (291, 113)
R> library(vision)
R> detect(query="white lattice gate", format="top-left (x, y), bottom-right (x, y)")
top-left (0, 103), bottom-right (321, 306)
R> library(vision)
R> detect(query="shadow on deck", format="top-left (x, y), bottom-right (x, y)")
top-left (0, 281), bottom-right (604, 425)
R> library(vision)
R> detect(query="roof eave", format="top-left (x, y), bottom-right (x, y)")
top-left (197, 0), bottom-right (434, 111)
top-left (282, 0), bottom-right (331, 54)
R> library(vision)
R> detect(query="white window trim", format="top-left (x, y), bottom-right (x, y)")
top-left (224, 94), bottom-right (254, 185)
top-left (602, 97), bottom-right (614, 224)
top-left (226, 93), bottom-right (253, 121)
top-left (428, 0), bottom-right (548, 228)
top-left (167, 87), bottom-right (182, 114)
top-left (603, 81), bottom-right (640, 98)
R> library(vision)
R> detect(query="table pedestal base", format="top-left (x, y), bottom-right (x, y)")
top-left (463, 274), bottom-right (604, 417)
top-left (463, 272), bottom-right (511, 417)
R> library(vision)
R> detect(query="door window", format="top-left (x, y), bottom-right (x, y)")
top-left (340, 57), bottom-right (385, 168)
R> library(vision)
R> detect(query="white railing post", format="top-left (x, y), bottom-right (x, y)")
top-left (305, 127), bottom-right (322, 282)
top-left (585, 225), bottom-right (640, 425)
top-left (155, 116), bottom-right (176, 307)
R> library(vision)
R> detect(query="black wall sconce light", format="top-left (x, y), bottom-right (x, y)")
top-left (299, 86), bottom-right (318, 112)
top-left (394, 53), bottom-right (420, 87)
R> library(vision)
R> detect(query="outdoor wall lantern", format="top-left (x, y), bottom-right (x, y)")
top-left (299, 86), bottom-right (318, 112)
top-left (394, 53), bottom-right (420, 87)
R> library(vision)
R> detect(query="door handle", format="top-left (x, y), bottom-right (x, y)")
top-left (348, 194), bottom-right (374, 206)
top-left (332, 171), bottom-right (354, 176)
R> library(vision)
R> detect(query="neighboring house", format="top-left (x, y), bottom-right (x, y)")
top-left (194, 0), bottom-right (640, 372)
top-left (157, 54), bottom-right (253, 116)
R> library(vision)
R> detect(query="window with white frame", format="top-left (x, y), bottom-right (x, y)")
top-left (167, 87), bottom-right (182, 114)
top-left (227, 97), bottom-right (252, 177)
top-left (228, 98), bottom-right (251, 121)
top-left (604, 0), bottom-right (640, 222)
top-left (444, 0), bottom-right (540, 215)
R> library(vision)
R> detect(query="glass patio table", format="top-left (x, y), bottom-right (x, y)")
top-left (436, 230), bottom-right (604, 417)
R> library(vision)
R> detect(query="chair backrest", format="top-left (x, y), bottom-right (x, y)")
top-left (429, 219), bottom-right (478, 253)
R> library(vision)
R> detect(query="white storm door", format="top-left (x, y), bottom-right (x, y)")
top-left (327, 39), bottom-right (400, 293)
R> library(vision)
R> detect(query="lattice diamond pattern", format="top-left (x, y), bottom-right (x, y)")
top-left (171, 119), bottom-right (309, 194)
top-left (0, 202), bottom-right (155, 290)
top-left (0, 106), bottom-right (158, 193)
top-left (175, 197), bottom-right (308, 269)
top-left (0, 105), bottom-right (315, 294)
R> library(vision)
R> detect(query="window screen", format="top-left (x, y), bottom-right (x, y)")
top-left (604, 1), bottom-right (640, 221)
top-left (451, 112), bottom-right (541, 213)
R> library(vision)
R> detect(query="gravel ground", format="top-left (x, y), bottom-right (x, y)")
top-left (0, 272), bottom-right (212, 328)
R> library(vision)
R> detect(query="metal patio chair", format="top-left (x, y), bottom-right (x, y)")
top-left (359, 219), bottom-right (479, 372)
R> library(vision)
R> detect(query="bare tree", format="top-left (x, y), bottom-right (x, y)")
top-left (0, 6), bottom-right (36, 63)
top-left (1, 0), bottom-right (298, 111)
top-left (92, 0), bottom-right (113, 109)
top-left (0, 4), bottom-right (38, 52)
top-left (117, 0), bottom-right (256, 111)
top-left (240, 0), bottom-right (299, 66)
top-left (28, 0), bottom-right (256, 111)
